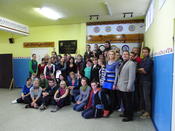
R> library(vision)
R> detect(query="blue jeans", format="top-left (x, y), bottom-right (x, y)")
top-left (73, 102), bottom-right (86, 111)
top-left (82, 108), bottom-right (94, 119)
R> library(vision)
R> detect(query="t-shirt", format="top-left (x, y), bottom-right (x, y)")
top-left (22, 85), bottom-right (32, 95)
top-left (84, 67), bottom-right (91, 79)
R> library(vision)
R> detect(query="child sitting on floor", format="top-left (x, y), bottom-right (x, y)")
top-left (51, 81), bottom-right (70, 112)
top-left (11, 78), bottom-right (32, 104)
top-left (25, 79), bottom-right (42, 109)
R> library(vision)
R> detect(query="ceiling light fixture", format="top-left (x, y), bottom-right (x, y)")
top-left (123, 12), bottom-right (133, 18)
top-left (34, 7), bottom-right (62, 20)
top-left (104, 2), bottom-right (112, 16)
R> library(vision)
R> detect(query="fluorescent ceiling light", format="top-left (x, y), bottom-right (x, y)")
top-left (34, 7), bottom-right (62, 20)
top-left (104, 2), bottom-right (112, 16)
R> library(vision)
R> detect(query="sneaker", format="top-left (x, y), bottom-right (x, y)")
top-left (51, 106), bottom-right (60, 112)
top-left (140, 112), bottom-right (150, 119)
top-left (122, 118), bottom-right (133, 122)
top-left (119, 114), bottom-right (127, 117)
top-left (11, 99), bottom-right (17, 104)
top-left (118, 108), bottom-right (124, 112)
top-left (103, 110), bottom-right (110, 117)
top-left (25, 104), bottom-right (31, 108)
top-left (39, 105), bottom-right (47, 111)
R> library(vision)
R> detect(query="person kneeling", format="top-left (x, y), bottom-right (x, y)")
top-left (73, 77), bottom-right (91, 112)
top-left (82, 81), bottom-right (109, 119)
top-left (51, 81), bottom-right (70, 112)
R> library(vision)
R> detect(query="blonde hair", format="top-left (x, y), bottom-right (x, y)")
top-left (60, 80), bottom-right (67, 87)
top-left (107, 50), bottom-right (117, 61)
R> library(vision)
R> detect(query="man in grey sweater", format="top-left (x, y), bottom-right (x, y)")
top-left (117, 51), bottom-right (136, 122)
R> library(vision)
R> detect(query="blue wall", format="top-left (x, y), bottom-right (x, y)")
top-left (152, 53), bottom-right (173, 131)
top-left (13, 58), bottom-right (30, 88)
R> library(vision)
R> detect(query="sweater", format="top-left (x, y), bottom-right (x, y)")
top-left (78, 86), bottom-right (91, 103)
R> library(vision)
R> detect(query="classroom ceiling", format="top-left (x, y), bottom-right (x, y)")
top-left (0, 0), bottom-right (150, 26)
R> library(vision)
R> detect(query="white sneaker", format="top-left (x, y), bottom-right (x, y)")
top-left (11, 99), bottom-right (17, 104)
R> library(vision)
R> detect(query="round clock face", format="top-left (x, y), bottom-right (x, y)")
top-left (93, 26), bottom-right (100, 33)
top-left (105, 26), bottom-right (112, 32)
top-left (99, 45), bottom-right (105, 52)
top-left (122, 45), bottom-right (129, 51)
top-left (128, 25), bottom-right (136, 32)
top-left (116, 25), bottom-right (123, 32)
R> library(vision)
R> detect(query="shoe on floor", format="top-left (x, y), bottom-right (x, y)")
top-left (11, 99), bottom-right (17, 104)
top-left (51, 106), bottom-right (60, 112)
top-left (122, 118), bottom-right (133, 122)
top-left (39, 105), bottom-right (47, 111)
top-left (25, 104), bottom-right (31, 108)
top-left (119, 114), bottom-right (127, 117)
top-left (140, 112), bottom-right (150, 119)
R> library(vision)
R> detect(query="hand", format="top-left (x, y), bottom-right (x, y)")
top-left (112, 85), bottom-right (116, 90)
top-left (21, 95), bottom-right (25, 100)
top-left (76, 101), bottom-right (81, 104)
top-left (138, 68), bottom-right (146, 74)
top-left (55, 98), bottom-right (61, 102)
top-left (31, 101), bottom-right (35, 106)
top-left (69, 86), bottom-right (74, 90)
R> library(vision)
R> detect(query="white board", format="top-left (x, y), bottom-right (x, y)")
top-left (31, 48), bottom-right (50, 63)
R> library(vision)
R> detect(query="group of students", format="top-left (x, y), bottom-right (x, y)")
top-left (12, 41), bottom-right (153, 122)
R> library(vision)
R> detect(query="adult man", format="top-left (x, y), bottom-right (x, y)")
top-left (117, 51), bottom-right (136, 122)
top-left (138, 47), bottom-right (153, 119)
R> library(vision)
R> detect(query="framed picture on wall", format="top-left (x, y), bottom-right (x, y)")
top-left (59, 40), bottom-right (77, 54)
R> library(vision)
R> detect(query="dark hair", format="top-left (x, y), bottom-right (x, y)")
top-left (142, 47), bottom-right (151, 53)
top-left (105, 41), bottom-right (111, 44)
top-left (69, 57), bottom-right (75, 63)
top-left (87, 45), bottom-right (91, 47)
top-left (91, 80), bottom-right (98, 84)
top-left (81, 77), bottom-right (88, 83)
top-left (41, 58), bottom-right (45, 61)
top-left (130, 52), bottom-right (136, 57)
top-left (32, 54), bottom-right (36, 57)
top-left (86, 59), bottom-right (92, 63)
top-left (26, 78), bottom-right (31, 81)
top-left (48, 79), bottom-right (55, 82)
top-left (123, 50), bottom-right (130, 54)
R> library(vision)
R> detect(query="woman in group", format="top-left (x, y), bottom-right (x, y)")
top-left (57, 57), bottom-right (67, 77)
top-left (102, 50), bottom-right (121, 112)
top-left (51, 81), bottom-right (70, 112)
top-left (25, 79), bottom-right (42, 109)
top-left (44, 58), bottom-right (55, 79)
top-left (73, 77), bottom-right (91, 112)
top-left (67, 72), bottom-right (80, 103)
top-left (83, 60), bottom-right (92, 81)
top-left (66, 57), bottom-right (77, 75)
top-left (37, 58), bottom-right (46, 77)
top-left (82, 81), bottom-right (109, 119)
top-left (29, 54), bottom-right (38, 77)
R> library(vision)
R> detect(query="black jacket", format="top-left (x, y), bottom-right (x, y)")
top-left (90, 64), bottom-right (101, 82)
